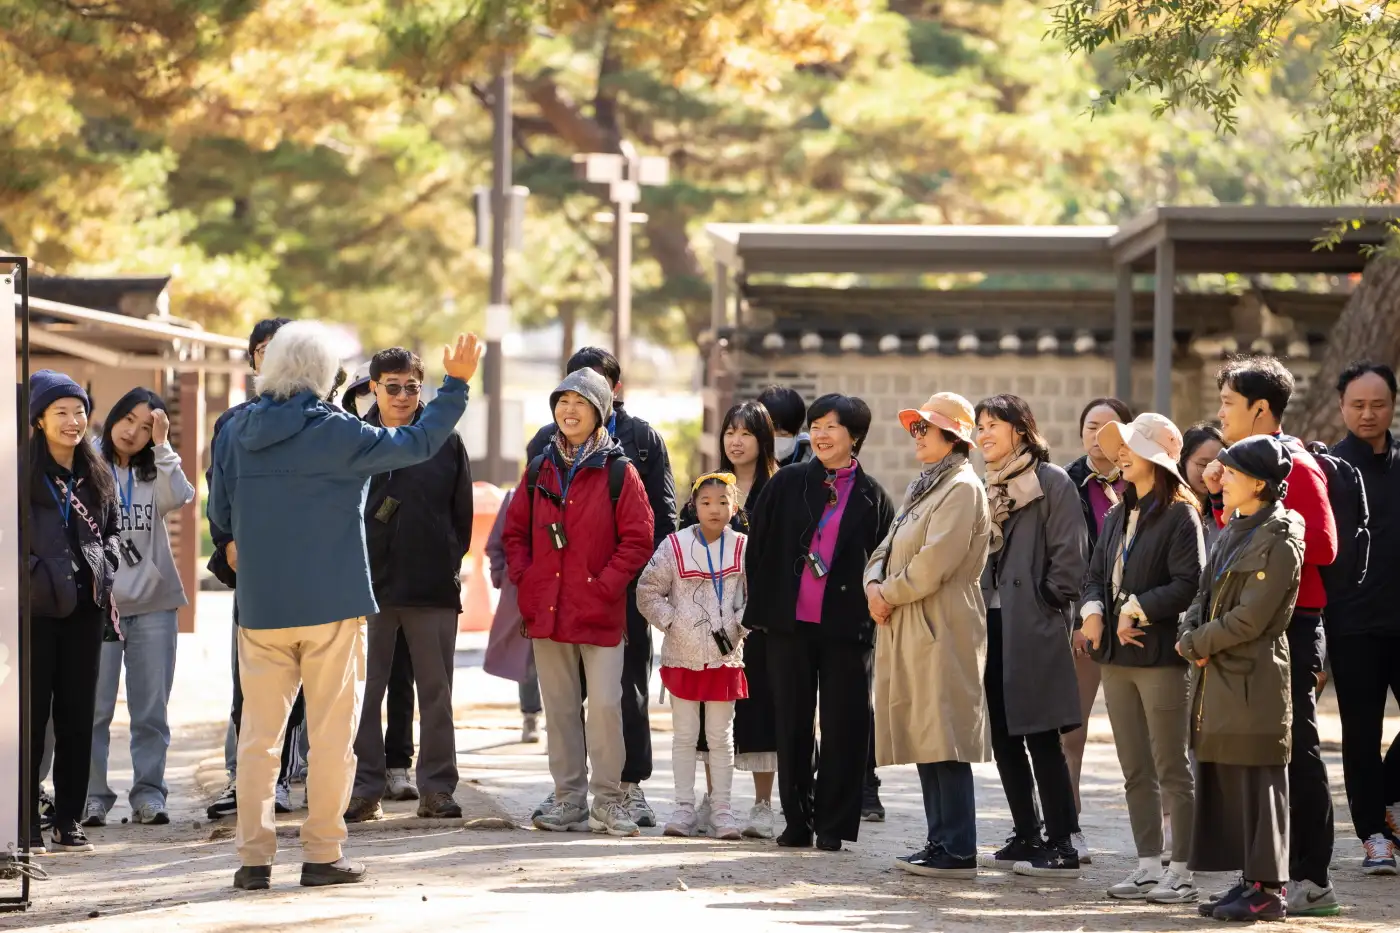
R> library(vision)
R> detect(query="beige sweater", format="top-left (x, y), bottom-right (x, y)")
top-left (637, 527), bottom-right (747, 671)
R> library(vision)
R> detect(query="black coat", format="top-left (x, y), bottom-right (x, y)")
top-left (527, 402), bottom-right (677, 548)
top-left (1065, 454), bottom-right (1110, 549)
top-left (364, 404), bottom-right (474, 610)
top-left (678, 469), bottom-right (771, 534)
top-left (29, 452), bottom-right (120, 618)
top-left (742, 458), bottom-right (896, 646)
top-left (1080, 495), bottom-right (1205, 667)
top-left (1328, 432), bottom-right (1400, 636)
top-left (206, 397), bottom-right (255, 588)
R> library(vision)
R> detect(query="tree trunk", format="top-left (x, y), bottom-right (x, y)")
top-left (1294, 257), bottom-right (1400, 444)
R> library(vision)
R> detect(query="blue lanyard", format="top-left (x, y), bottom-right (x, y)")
top-left (46, 477), bottom-right (73, 526)
top-left (696, 527), bottom-right (725, 617)
top-left (607, 411), bottom-right (617, 437)
top-left (815, 473), bottom-right (849, 543)
top-left (561, 458), bottom-right (586, 500)
top-left (1213, 525), bottom-right (1262, 584)
top-left (110, 464), bottom-right (134, 515)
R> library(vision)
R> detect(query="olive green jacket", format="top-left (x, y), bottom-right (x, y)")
top-left (1177, 502), bottom-right (1303, 767)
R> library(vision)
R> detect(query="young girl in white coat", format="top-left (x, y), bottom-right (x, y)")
top-left (638, 473), bottom-right (749, 840)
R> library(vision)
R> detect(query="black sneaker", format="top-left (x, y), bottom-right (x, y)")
top-left (896, 843), bottom-right (978, 879)
top-left (1212, 882), bottom-right (1285, 922)
top-left (301, 857), bottom-right (367, 887)
top-left (233, 865), bottom-right (272, 891)
top-left (1011, 837), bottom-right (1081, 878)
top-left (980, 832), bottom-right (1043, 869)
top-left (207, 780), bottom-right (237, 820)
top-left (1199, 878), bottom-right (1248, 917)
top-left (776, 827), bottom-right (813, 848)
top-left (38, 786), bottom-right (55, 830)
top-left (50, 821), bottom-right (94, 853)
top-left (861, 783), bottom-right (885, 822)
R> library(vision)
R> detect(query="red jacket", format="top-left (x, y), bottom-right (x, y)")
top-left (502, 445), bottom-right (655, 646)
top-left (1214, 435), bottom-right (1337, 610)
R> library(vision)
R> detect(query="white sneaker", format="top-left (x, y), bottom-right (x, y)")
top-left (1072, 832), bottom-right (1092, 865)
top-left (664, 803), bottom-right (698, 837)
top-left (1287, 879), bottom-right (1341, 917)
top-left (521, 714), bottom-right (540, 744)
top-left (1363, 833), bottom-right (1398, 875)
top-left (1107, 867), bottom-right (1160, 900)
top-left (1147, 869), bottom-right (1198, 903)
top-left (695, 794), bottom-right (713, 836)
top-left (589, 800), bottom-right (641, 837)
top-left (386, 767), bottom-right (419, 801)
top-left (533, 799), bottom-right (589, 832)
top-left (710, 805), bottom-right (742, 841)
top-left (81, 798), bottom-right (106, 828)
top-left (743, 800), bottom-right (774, 839)
top-left (622, 784), bottom-right (656, 828)
top-left (274, 782), bottom-right (293, 814)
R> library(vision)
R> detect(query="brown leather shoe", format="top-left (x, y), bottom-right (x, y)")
top-left (416, 792), bottom-right (463, 819)
top-left (343, 796), bottom-right (383, 823)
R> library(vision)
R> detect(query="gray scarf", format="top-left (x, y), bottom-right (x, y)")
top-left (903, 452), bottom-right (968, 512)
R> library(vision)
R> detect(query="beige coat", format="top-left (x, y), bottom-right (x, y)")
top-left (865, 462), bottom-right (993, 766)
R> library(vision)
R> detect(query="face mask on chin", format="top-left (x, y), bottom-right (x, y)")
top-left (773, 436), bottom-right (797, 461)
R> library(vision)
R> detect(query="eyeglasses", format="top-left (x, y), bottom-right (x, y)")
top-left (909, 421), bottom-right (931, 438)
top-left (381, 383), bottom-right (422, 397)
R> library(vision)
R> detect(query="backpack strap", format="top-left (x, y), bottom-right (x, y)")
top-left (525, 453), bottom-right (547, 525)
top-left (608, 455), bottom-right (631, 506)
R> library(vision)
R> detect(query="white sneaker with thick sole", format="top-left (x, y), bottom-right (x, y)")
top-left (81, 798), bottom-right (106, 828)
top-left (386, 768), bottom-right (419, 801)
top-left (743, 800), bottom-right (774, 839)
top-left (533, 800), bottom-right (589, 832)
top-left (1287, 879), bottom-right (1341, 917)
top-left (1146, 869), bottom-right (1198, 904)
top-left (710, 806), bottom-right (743, 840)
top-left (589, 800), bottom-right (641, 837)
top-left (1107, 867), bottom-right (1160, 900)
top-left (664, 804), bottom-right (698, 837)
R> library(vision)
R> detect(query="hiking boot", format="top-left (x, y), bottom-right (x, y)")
top-left (1214, 882), bottom-right (1284, 922)
top-left (980, 832), bottom-right (1043, 869)
top-left (300, 857), bottom-right (367, 887)
top-left (663, 803), bottom-right (698, 838)
top-left (710, 805), bottom-right (743, 841)
top-left (207, 780), bottom-right (237, 820)
top-left (861, 783), bottom-right (885, 822)
top-left (38, 786), bottom-right (55, 830)
top-left (134, 802), bottom-right (170, 825)
top-left (896, 843), bottom-right (978, 879)
top-left (743, 800), bottom-right (774, 839)
top-left (1363, 833), bottom-right (1397, 876)
top-left (1012, 837), bottom-right (1081, 878)
top-left (50, 821), bottom-right (94, 853)
top-left (1199, 878), bottom-right (1247, 917)
top-left (531, 791), bottom-right (556, 821)
top-left (1107, 866), bottom-right (1160, 899)
top-left (233, 865), bottom-right (271, 891)
top-left (521, 714), bottom-right (541, 744)
top-left (1286, 879), bottom-right (1340, 917)
top-left (589, 800), bottom-right (641, 837)
top-left (275, 781), bottom-right (293, 814)
top-left (1146, 868), bottom-right (1199, 904)
top-left (386, 768), bottom-right (419, 802)
top-left (81, 798), bottom-right (106, 828)
top-left (533, 799), bottom-right (589, 832)
top-left (1072, 831), bottom-right (1093, 865)
top-left (622, 784), bottom-right (656, 828)
top-left (343, 796), bottom-right (384, 823)
top-left (417, 792), bottom-right (463, 819)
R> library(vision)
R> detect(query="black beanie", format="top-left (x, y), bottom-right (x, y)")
top-left (29, 370), bottom-right (89, 423)
top-left (1218, 435), bottom-right (1293, 499)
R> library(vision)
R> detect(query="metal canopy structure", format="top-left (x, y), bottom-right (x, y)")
top-left (706, 204), bottom-right (1399, 415)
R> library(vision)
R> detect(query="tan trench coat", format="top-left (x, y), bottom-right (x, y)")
top-left (865, 461), bottom-right (993, 766)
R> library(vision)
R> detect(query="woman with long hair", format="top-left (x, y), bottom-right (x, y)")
top-left (86, 388), bottom-right (196, 828)
top-left (1080, 414), bottom-right (1205, 903)
top-left (26, 371), bottom-right (120, 854)
top-left (976, 394), bottom-right (1088, 877)
top-left (744, 394), bottom-right (895, 851)
top-left (1062, 397), bottom-right (1132, 860)
top-left (1180, 424), bottom-right (1226, 553)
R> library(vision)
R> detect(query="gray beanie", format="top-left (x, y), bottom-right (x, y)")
top-left (550, 367), bottom-right (614, 429)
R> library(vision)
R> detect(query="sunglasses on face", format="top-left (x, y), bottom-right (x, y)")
top-left (381, 383), bottom-right (421, 397)
top-left (909, 421), bottom-right (931, 438)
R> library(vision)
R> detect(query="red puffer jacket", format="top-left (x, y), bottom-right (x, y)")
top-left (502, 443), bottom-right (655, 646)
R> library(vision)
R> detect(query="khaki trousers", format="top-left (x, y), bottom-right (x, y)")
top-left (235, 618), bottom-right (366, 866)
top-left (532, 638), bottom-right (626, 809)
top-left (1101, 662), bottom-right (1195, 859)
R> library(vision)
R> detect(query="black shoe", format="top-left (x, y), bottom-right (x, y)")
top-left (207, 780), bottom-right (237, 821)
top-left (861, 784), bottom-right (885, 822)
top-left (776, 828), bottom-right (813, 848)
top-left (897, 843), bottom-right (978, 879)
top-left (816, 835), bottom-right (842, 852)
top-left (49, 821), bottom-right (94, 853)
top-left (1199, 878), bottom-right (1248, 917)
top-left (981, 831), bottom-right (1043, 868)
top-left (1011, 837), bottom-right (1080, 878)
top-left (234, 865), bottom-right (272, 891)
top-left (301, 857), bottom-right (368, 887)
top-left (1213, 882), bottom-right (1284, 922)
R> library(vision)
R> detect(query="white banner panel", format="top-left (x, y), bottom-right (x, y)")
top-left (0, 270), bottom-right (20, 854)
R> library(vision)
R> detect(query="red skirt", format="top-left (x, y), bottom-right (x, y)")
top-left (661, 665), bottom-right (749, 703)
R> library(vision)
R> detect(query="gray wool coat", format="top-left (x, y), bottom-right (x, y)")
top-left (980, 461), bottom-right (1089, 736)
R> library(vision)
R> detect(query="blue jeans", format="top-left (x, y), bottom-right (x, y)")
top-left (917, 760), bottom-right (977, 859)
top-left (89, 610), bottom-right (178, 811)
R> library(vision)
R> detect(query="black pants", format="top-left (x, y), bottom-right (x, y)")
top-left (385, 627), bottom-right (416, 769)
top-left (31, 602), bottom-right (105, 829)
top-left (1331, 632), bottom-right (1400, 841)
top-left (986, 609), bottom-right (1080, 841)
top-left (767, 624), bottom-right (872, 842)
top-left (621, 587), bottom-right (653, 785)
top-left (230, 599), bottom-right (305, 785)
top-left (1288, 612), bottom-right (1333, 885)
top-left (1386, 732), bottom-right (1400, 810)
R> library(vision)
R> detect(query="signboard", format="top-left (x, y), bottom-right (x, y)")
top-left (0, 270), bottom-right (20, 856)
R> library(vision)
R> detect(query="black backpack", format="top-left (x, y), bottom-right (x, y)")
top-left (1305, 441), bottom-right (1371, 596)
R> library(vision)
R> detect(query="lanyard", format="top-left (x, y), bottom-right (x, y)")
top-left (815, 472), bottom-right (850, 544)
top-left (695, 527), bottom-right (725, 617)
top-left (561, 458), bottom-right (586, 500)
top-left (607, 411), bottom-right (617, 437)
top-left (46, 477), bottom-right (73, 527)
top-left (110, 464), bottom-right (134, 515)
top-left (1213, 525), bottom-right (1262, 584)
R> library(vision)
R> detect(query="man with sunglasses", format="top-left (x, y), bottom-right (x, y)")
top-left (344, 347), bottom-right (475, 823)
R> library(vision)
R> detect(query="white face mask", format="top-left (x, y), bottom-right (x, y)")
top-left (773, 436), bottom-right (797, 461)
top-left (354, 392), bottom-right (375, 417)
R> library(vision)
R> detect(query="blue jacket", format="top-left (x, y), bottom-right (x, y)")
top-left (209, 377), bottom-right (469, 630)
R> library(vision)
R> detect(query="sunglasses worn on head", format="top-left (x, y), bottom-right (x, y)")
top-left (382, 383), bottom-right (421, 397)
top-left (909, 421), bottom-right (931, 438)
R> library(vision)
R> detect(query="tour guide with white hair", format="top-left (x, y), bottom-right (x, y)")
top-left (209, 322), bottom-right (484, 891)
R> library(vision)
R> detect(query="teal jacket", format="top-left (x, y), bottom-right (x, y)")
top-left (209, 377), bottom-right (468, 630)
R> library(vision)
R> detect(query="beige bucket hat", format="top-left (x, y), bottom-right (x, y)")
top-left (1097, 412), bottom-right (1185, 481)
top-left (897, 392), bottom-right (977, 444)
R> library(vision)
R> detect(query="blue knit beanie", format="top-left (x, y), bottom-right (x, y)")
top-left (29, 370), bottom-right (90, 423)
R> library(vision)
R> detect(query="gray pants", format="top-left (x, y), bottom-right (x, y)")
top-left (352, 608), bottom-right (459, 799)
top-left (1101, 663), bottom-right (1195, 859)
top-left (533, 638), bottom-right (625, 809)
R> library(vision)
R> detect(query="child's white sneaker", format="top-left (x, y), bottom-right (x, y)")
top-left (743, 800), bottom-right (774, 839)
top-left (695, 794), bottom-right (713, 836)
top-left (710, 805), bottom-right (742, 841)
top-left (663, 803), bottom-right (698, 838)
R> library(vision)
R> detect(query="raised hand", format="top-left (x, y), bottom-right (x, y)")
top-left (443, 334), bottom-right (485, 383)
top-left (151, 409), bottom-right (170, 446)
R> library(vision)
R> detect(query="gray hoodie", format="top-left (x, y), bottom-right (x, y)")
top-left (111, 443), bottom-right (196, 616)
